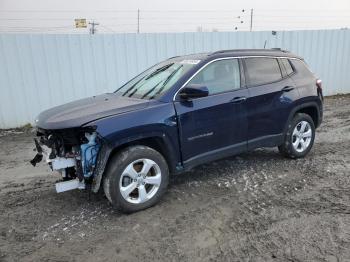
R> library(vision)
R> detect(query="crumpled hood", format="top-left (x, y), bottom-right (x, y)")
top-left (35, 93), bottom-right (149, 130)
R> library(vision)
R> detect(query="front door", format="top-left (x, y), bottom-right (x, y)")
top-left (174, 58), bottom-right (248, 168)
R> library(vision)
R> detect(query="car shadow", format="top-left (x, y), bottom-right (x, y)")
top-left (170, 148), bottom-right (289, 186)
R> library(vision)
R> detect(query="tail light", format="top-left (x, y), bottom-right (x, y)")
top-left (316, 79), bottom-right (323, 100)
top-left (316, 79), bottom-right (322, 90)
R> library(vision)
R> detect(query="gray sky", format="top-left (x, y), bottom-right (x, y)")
top-left (0, 0), bottom-right (349, 33)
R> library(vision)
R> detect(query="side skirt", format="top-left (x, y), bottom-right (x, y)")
top-left (183, 141), bottom-right (247, 172)
top-left (180, 133), bottom-right (283, 173)
top-left (247, 133), bottom-right (284, 150)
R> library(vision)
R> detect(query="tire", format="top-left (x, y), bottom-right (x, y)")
top-left (103, 145), bottom-right (169, 213)
top-left (278, 113), bottom-right (315, 159)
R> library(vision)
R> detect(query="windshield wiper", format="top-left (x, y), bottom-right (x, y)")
top-left (140, 79), bottom-right (164, 99)
top-left (122, 78), bottom-right (145, 97)
top-left (145, 63), bottom-right (174, 80)
top-left (149, 65), bottom-right (184, 99)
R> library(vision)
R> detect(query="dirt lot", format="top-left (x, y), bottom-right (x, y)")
top-left (0, 96), bottom-right (350, 262)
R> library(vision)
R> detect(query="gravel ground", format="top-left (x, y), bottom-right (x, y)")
top-left (0, 95), bottom-right (350, 262)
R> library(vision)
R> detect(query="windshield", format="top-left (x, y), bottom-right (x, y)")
top-left (115, 60), bottom-right (199, 99)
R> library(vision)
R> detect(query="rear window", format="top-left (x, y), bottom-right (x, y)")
top-left (244, 58), bottom-right (282, 86)
top-left (281, 58), bottom-right (294, 75)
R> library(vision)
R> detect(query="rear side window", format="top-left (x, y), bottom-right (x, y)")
top-left (244, 58), bottom-right (282, 86)
top-left (290, 59), bottom-right (314, 77)
top-left (281, 58), bottom-right (294, 75)
top-left (189, 59), bottom-right (241, 95)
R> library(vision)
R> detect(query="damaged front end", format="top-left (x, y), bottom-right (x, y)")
top-left (30, 127), bottom-right (109, 193)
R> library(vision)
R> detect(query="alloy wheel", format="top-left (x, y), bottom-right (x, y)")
top-left (292, 120), bottom-right (312, 153)
top-left (119, 158), bottom-right (162, 204)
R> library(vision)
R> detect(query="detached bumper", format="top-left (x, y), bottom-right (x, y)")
top-left (30, 138), bottom-right (76, 171)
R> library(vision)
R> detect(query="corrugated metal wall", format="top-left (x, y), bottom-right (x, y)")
top-left (0, 29), bottom-right (349, 128)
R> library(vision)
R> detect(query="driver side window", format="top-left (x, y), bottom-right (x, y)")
top-left (189, 59), bottom-right (241, 95)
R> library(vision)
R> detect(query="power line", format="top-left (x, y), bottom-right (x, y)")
top-left (1, 8), bottom-right (349, 34)
top-left (0, 16), bottom-right (349, 24)
top-left (0, 24), bottom-right (79, 30)
top-left (1, 9), bottom-right (350, 13)
top-left (0, 27), bottom-right (76, 33)
top-left (99, 24), bottom-right (118, 33)
top-left (0, 14), bottom-right (349, 22)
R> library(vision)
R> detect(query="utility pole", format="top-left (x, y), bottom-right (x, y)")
top-left (137, 9), bottom-right (140, 33)
top-left (89, 21), bottom-right (99, 34)
top-left (250, 9), bottom-right (253, 32)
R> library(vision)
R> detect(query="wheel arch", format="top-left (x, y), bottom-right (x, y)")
top-left (92, 133), bottom-right (179, 193)
top-left (296, 105), bottom-right (320, 127)
top-left (107, 135), bottom-right (178, 173)
top-left (284, 102), bottom-right (321, 134)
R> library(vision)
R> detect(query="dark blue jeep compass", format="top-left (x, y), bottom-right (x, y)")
top-left (31, 49), bottom-right (323, 213)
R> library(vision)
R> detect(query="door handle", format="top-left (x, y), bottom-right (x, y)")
top-left (231, 96), bottom-right (247, 103)
top-left (281, 86), bottom-right (295, 92)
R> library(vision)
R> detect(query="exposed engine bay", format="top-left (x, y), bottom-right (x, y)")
top-left (30, 127), bottom-right (102, 193)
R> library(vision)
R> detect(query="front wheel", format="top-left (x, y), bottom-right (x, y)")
top-left (278, 113), bottom-right (315, 158)
top-left (103, 145), bottom-right (169, 213)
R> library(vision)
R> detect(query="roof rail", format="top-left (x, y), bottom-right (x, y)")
top-left (166, 55), bottom-right (180, 60)
top-left (270, 48), bottom-right (289, 52)
top-left (210, 48), bottom-right (289, 55)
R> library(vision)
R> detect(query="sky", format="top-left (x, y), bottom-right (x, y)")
top-left (0, 0), bottom-right (350, 33)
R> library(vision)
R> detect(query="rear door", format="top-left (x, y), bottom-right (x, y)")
top-left (174, 58), bottom-right (248, 168)
top-left (243, 57), bottom-right (299, 149)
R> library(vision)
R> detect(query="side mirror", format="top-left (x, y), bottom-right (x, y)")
top-left (179, 84), bottom-right (209, 100)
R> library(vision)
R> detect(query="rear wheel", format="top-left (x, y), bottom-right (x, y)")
top-left (278, 113), bottom-right (315, 158)
top-left (103, 145), bottom-right (169, 213)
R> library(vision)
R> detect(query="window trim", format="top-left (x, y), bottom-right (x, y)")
top-left (238, 58), bottom-right (247, 88)
top-left (242, 57), bottom-right (283, 88)
top-left (278, 58), bottom-right (287, 78)
top-left (173, 56), bottom-right (304, 101)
